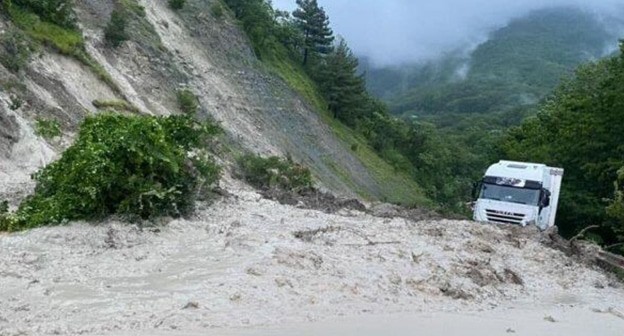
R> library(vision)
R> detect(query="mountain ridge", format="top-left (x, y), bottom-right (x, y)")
top-left (363, 6), bottom-right (622, 123)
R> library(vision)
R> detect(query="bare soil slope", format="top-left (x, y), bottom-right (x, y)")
top-left (0, 0), bottom-right (426, 206)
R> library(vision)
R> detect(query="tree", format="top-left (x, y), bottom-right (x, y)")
top-left (222, 0), bottom-right (275, 58)
top-left (316, 39), bottom-right (367, 124)
top-left (607, 167), bottom-right (624, 240)
top-left (104, 9), bottom-right (129, 48)
top-left (292, 0), bottom-right (334, 66)
top-left (500, 41), bottom-right (624, 238)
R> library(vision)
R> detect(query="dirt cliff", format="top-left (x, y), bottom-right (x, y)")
top-left (0, 0), bottom-right (426, 207)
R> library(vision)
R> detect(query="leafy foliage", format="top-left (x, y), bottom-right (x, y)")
top-left (2, 113), bottom-right (221, 231)
top-left (316, 39), bottom-right (367, 125)
top-left (607, 167), bottom-right (624, 245)
top-left (0, 27), bottom-right (32, 72)
top-left (168, 0), bottom-right (186, 10)
top-left (4, 3), bottom-right (83, 55)
top-left (501, 43), bottom-right (624, 240)
top-left (222, 0), bottom-right (279, 58)
top-left (176, 89), bottom-right (199, 115)
top-left (292, 0), bottom-right (334, 66)
top-left (3, 0), bottom-right (122, 93)
top-left (34, 118), bottom-right (61, 139)
top-left (5, 0), bottom-right (76, 29)
top-left (238, 155), bottom-right (313, 192)
top-left (105, 9), bottom-right (129, 48)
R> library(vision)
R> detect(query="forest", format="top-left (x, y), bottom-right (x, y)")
top-left (221, 0), bottom-right (624, 250)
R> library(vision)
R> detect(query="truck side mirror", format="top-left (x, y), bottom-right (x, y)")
top-left (472, 181), bottom-right (482, 200)
top-left (541, 189), bottom-right (551, 208)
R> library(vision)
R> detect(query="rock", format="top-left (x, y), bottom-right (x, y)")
top-left (182, 302), bottom-right (199, 309)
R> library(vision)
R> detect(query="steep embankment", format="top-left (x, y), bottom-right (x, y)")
top-left (1, 179), bottom-right (622, 335)
top-left (0, 0), bottom-right (427, 207)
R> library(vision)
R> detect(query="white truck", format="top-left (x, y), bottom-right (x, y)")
top-left (473, 160), bottom-right (564, 230)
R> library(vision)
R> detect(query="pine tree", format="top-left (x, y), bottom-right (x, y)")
top-left (317, 39), bottom-right (367, 124)
top-left (293, 0), bottom-right (334, 66)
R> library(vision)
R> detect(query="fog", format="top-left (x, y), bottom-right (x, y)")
top-left (272, 0), bottom-right (624, 66)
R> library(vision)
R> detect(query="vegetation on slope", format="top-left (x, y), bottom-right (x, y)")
top-left (1, 0), bottom-right (121, 93)
top-left (238, 155), bottom-right (314, 193)
top-left (0, 113), bottom-right (221, 231)
top-left (360, 6), bottom-right (623, 216)
top-left (500, 44), bottom-right (624, 249)
top-left (222, 0), bottom-right (459, 209)
top-left (369, 7), bottom-right (615, 122)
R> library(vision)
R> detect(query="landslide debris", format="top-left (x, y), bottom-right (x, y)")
top-left (1, 184), bottom-right (620, 335)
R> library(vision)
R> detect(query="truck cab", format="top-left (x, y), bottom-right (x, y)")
top-left (473, 161), bottom-right (564, 230)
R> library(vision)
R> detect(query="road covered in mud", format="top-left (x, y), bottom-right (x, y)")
top-left (1, 184), bottom-right (623, 335)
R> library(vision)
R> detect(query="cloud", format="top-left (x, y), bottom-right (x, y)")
top-left (272, 0), bottom-right (624, 66)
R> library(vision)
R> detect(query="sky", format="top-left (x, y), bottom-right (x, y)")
top-left (272, 0), bottom-right (624, 66)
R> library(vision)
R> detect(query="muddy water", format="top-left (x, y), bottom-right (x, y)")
top-left (114, 306), bottom-right (624, 336)
top-left (1, 186), bottom-right (623, 335)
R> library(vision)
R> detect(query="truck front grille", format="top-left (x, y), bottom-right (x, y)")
top-left (485, 209), bottom-right (525, 225)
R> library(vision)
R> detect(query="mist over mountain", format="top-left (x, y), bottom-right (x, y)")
top-left (362, 6), bottom-right (622, 127)
top-left (273, 0), bottom-right (624, 66)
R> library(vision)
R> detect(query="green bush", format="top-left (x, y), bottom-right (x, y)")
top-left (168, 0), bottom-right (186, 10)
top-left (3, 113), bottom-right (221, 231)
top-left (238, 155), bottom-right (313, 192)
top-left (0, 28), bottom-right (32, 72)
top-left (176, 89), bottom-right (199, 115)
top-left (34, 118), bottom-right (61, 139)
top-left (607, 167), bottom-right (624, 238)
top-left (9, 94), bottom-right (24, 110)
top-left (0, 201), bottom-right (11, 232)
top-left (6, 0), bottom-right (76, 29)
top-left (104, 9), bottom-right (129, 48)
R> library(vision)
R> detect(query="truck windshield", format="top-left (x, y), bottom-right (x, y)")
top-left (480, 183), bottom-right (540, 206)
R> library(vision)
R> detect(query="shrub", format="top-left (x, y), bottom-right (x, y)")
top-left (34, 118), bottom-right (61, 139)
top-left (7, 0), bottom-right (77, 29)
top-left (9, 94), bottom-right (24, 110)
top-left (4, 113), bottom-right (221, 231)
top-left (168, 0), bottom-right (186, 10)
top-left (0, 201), bottom-right (12, 232)
top-left (0, 28), bottom-right (32, 73)
top-left (104, 9), bottom-right (129, 47)
top-left (176, 89), bottom-right (199, 115)
top-left (238, 155), bottom-right (313, 192)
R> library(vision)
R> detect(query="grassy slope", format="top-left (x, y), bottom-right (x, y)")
top-left (5, 5), bottom-right (121, 94)
top-left (262, 45), bottom-right (430, 206)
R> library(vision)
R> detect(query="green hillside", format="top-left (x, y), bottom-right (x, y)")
top-left (365, 7), bottom-right (619, 126)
